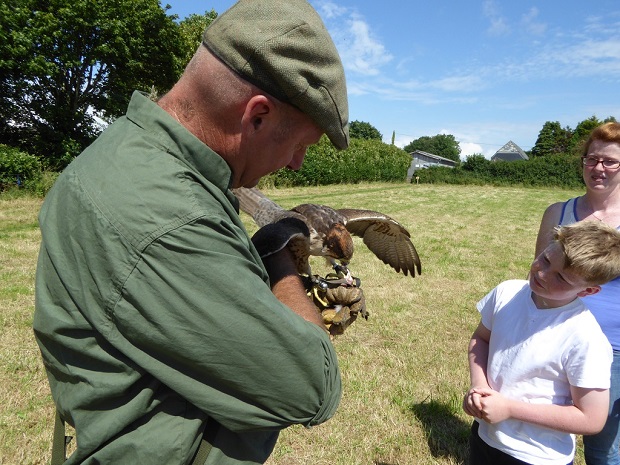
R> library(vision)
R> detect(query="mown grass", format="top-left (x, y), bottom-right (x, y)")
top-left (0, 183), bottom-right (585, 465)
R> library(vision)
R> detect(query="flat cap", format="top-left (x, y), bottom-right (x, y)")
top-left (202, 0), bottom-right (349, 150)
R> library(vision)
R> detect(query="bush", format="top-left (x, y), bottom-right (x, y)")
top-left (262, 136), bottom-right (411, 187)
top-left (25, 171), bottom-right (60, 197)
top-left (414, 153), bottom-right (583, 189)
top-left (462, 154), bottom-right (490, 173)
top-left (0, 144), bottom-right (43, 191)
top-left (0, 144), bottom-right (60, 197)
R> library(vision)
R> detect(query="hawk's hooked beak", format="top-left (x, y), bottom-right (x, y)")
top-left (333, 262), bottom-right (354, 285)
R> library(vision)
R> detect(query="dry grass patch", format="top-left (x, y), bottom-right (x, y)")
top-left (0, 196), bottom-right (53, 465)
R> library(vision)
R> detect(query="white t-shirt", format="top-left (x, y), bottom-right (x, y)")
top-left (476, 279), bottom-right (612, 465)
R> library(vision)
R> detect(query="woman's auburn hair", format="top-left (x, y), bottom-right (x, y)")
top-left (582, 121), bottom-right (620, 157)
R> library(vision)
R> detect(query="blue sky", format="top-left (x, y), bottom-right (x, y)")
top-left (165, 0), bottom-right (620, 159)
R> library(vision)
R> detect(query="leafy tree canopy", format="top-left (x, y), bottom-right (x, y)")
top-left (531, 115), bottom-right (617, 158)
top-left (403, 134), bottom-right (461, 163)
top-left (531, 121), bottom-right (572, 157)
top-left (0, 0), bottom-right (212, 169)
top-left (462, 153), bottom-right (489, 172)
top-left (570, 116), bottom-right (609, 154)
top-left (177, 10), bottom-right (218, 74)
top-left (349, 120), bottom-right (383, 141)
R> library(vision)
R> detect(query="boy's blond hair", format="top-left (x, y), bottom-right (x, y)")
top-left (555, 221), bottom-right (620, 284)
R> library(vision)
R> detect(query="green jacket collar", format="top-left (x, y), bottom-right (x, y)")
top-left (125, 91), bottom-right (235, 198)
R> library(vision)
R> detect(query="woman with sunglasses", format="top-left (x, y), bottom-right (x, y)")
top-left (535, 121), bottom-right (620, 465)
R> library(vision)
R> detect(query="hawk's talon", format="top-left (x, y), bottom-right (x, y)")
top-left (312, 286), bottom-right (329, 307)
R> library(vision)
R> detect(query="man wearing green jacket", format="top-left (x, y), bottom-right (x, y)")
top-left (33, 0), bottom-right (349, 463)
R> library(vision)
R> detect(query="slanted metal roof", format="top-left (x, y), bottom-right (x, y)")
top-left (491, 141), bottom-right (528, 161)
top-left (410, 150), bottom-right (457, 164)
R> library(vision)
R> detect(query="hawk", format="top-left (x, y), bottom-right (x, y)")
top-left (233, 187), bottom-right (422, 280)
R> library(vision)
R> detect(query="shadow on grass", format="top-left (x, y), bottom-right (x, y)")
top-left (409, 397), bottom-right (470, 464)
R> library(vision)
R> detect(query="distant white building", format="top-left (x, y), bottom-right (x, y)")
top-left (491, 141), bottom-right (528, 162)
top-left (407, 150), bottom-right (457, 179)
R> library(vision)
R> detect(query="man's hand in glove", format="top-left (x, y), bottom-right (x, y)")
top-left (250, 217), bottom-right (309, 260)
top-left (306, 275), bottom-right (368, 336)
top-left (252, 219), bottom-right (325, 330)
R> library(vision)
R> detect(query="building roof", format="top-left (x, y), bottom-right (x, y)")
top-left (410, 150), bottom-right (457, 165)
top-left (491, 141), bottom-right (528, 161)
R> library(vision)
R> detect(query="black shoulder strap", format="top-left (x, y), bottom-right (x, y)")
top-left (192, 416), bottom-right (218, 465)
top-left (51, 409), bottom-right (69, 465)
top-left (192, 434), bottom-right (213, 465)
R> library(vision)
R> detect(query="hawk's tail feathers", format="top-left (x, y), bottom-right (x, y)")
top-left (232, 187), bottom-right (285, 226)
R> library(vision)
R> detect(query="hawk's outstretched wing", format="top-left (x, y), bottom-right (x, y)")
top-left (233, 187), bottom-right (421, 277)
top-left (337, 208), bottom-right (421, 277)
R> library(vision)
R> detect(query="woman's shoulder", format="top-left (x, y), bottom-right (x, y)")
top-left (539, 201), bottom-right (565, 228)
top-left (543, 197), bottom-right (580, 224)
top-left (546, 197), bottom-right (576, 213)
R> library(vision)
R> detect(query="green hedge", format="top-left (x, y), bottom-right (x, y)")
top-left (262, 136), bottom-right (411, 187)
top-left (415, 153), bottom-right (584, 189)
top-left (1, 139), bottom-right (588, 197)
top-left (0, 144), bottom-right (42, 189)
top-left (0, 144), bottom-right (60, 197)
top-left (2, 136), bottom-right (412, 196)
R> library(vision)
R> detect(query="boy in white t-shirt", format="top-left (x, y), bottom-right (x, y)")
top-left (463, 221), bottom-right (620, 465)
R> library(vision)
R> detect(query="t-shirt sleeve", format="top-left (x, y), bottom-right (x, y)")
top-left (565, 321), bottom-right (613, 389)
top-left (477, 286), bottom-right (499, 331)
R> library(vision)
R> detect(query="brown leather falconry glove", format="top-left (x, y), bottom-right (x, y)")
top-left (304, 274), bottom-right (368, 336)
top-left (252, 218), bottom-right (368, 335)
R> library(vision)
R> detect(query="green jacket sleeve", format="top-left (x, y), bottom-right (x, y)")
top-left (102, 215), bottom-right (341, 432)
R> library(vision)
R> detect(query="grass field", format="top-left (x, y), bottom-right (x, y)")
top-left (0, 182), bottom-right (586, 465)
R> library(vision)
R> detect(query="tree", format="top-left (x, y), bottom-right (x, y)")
top-left (145, 11), bottom-right (218, 101)
top-left (530, 121), bottom-right (572, 157)
top-left (404, 134), bottom-right (461, 163)
top-left (462, 154), bottom-right (489, 173)
top-left (568, 116), bottom-right (604, 155)
top-left (0, 0), bottom-right (186, 169)
top-left (177, 11), bottom-right (218, 72)
top-left (349, 120), bottom-right (382, 141)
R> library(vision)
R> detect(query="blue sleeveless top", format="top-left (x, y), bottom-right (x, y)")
top-left (559, 198), bottom-right (620, 350)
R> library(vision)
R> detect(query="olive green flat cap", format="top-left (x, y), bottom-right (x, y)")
top-left (202, 0), bottom-right (349, 150)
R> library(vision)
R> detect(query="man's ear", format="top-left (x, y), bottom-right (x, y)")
top-left (241, 95), bottom-right (274, 133)
top-left (577, 285), bottom-right (601, 298)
